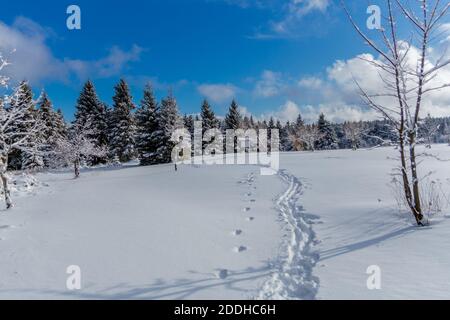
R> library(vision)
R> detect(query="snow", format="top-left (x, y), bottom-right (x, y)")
top-left (0, 164), bottom-right (284, 299)
top-left (280, 144), bottom-right (450, 299)
top-left (2, 145), bottom-right (450, 299)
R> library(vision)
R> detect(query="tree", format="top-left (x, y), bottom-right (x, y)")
top-left (0, 55), bottom-right (44, 208)
top-left (54, 124), bottom-right (107, 178)
top-left (290, 124), bottom-right (323, 152)
top-left (420, 114), bottom-right (440, 148)
top-left (38, 92), bottom-right (67, 166)
top-left (200, 99), bottom-right (219, 151)
top-left (109, 79), bottom-right (136, 162)
top-left (224, 100), bottom-right (242, 130)
top-left (135, 84), bottom-right (160, 166)
top-left (200, 99), bottom-right (219, 132)
top-left (343, 121), bottom-right (364, 150)
top-left (343, 0), bottom-right (450, 225)
top-left (224, 100), bottom-right (242, 153)
top-left (316, 113), bottom-right (338, 150)
top-left (155, 91), bottom-right (181, 164)
top-left (74, 80), bottom-right (108, 163)
top-left (8, 81), bottom-right (44, 171)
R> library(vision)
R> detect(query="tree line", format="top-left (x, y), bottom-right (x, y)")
top-left (8, 78), bottom-right (450, 173)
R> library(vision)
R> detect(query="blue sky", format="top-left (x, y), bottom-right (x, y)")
top-left (1, 0), bottom-right (448, 122)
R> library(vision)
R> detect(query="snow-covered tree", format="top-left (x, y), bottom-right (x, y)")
top-left (155, 91), bottom-right (182, 164)
top-left (316, 113), bottom-right (338, 150)
top-left (37, 92), bottom-right (67, 166)
top-left (108, 79), bottom-right (136, 162)
top-left (54, 124), bottom-right (107, 178)
top-left (290, 124), bottom-right (323, 152)
top-left (200, 99), bottom-right (219, 132)
top-left (74, 80), bottom-right (108, 163)
top-left (8, 81), bottom-right (44, 171)
top-left (0, 55), bottom-right (45, 208)
top-left (224, 100), bottom-right (242, 130)
top-left (343, 0), bottom-right (450, 225)
top-left (200, 99), bottom-right (219, 151)
top-left (343, 121), bottom-right (364, 150)
top-left (135, 84), bottom-right (160, 166)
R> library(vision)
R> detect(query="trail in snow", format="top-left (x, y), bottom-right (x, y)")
top-left (257, 169), bottom-right (319, 300)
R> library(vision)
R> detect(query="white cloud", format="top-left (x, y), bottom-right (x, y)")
top-left (439, 23), bottom-right (450, 43)
top-left (253, 70), bottom-right (285, 97)
top-left (256, 100), bottom-right (377, 124)
top-left (197, 83), bottom-right (238, 103)
top-left (0, 17), bottom-right (143, 84)
top-left (268, 0), bottom-right (331, 37)
top-left (298, 76), bottom-right (322, 89)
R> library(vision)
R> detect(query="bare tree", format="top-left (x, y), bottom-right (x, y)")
top-left (421, 114), bottom-right (440, 148)
top-left (343, 121), bottom-right (364, 150)
top-left (343, 0), bottom-right (450, 225)
top-left (290, 125), bottom-right (323, 151)
top-left (54, 125), bottom-right (107, 178)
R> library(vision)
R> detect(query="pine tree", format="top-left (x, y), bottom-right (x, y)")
top-left (250, 115), bottom-right (255, 129)
top-left (154, 91), bottom-right (181, 164)
top-left (200, 99), bottom-right (219, 151)
top-left (74, 80), bottom-right (108, 163)
top-left (55, 109), bottom-right (68, 138)
top-left (37, 92), bottom-right (67, 167)
top-left (200, 99), bottom-right (219, 132)
top-left (224, 100), bottom-right (242, 130)
top-left (108, 79), bottom-right (136, 162)
top-left (316, 113), bottom-right (338, 150)
top-left (9, 81), bottom-right (44, 170)
top-left (183, 114), bottom-right (194, 135)
top-left (135, 84), bottom-right (160, 166)
top-left (295, 113), bottom-right (304, 129)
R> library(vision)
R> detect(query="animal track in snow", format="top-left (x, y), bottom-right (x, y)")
top-left (242, 207), bottom-right (251, 212)
top-left (246, 217), bottom-right (255, 221)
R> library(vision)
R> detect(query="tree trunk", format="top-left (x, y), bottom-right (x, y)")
top-left (409, 133), bottom-right (424, 226)
top-left (0, 155), bottom-right (12, 209)
top-left (74, 160), bottom-right (80, 179)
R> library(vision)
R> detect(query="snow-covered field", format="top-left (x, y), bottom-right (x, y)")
top-left (1, 145), bottom-right (450, 299)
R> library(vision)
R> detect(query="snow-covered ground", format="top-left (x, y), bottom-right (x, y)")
top-left (1, 145), bottom-right (450, 299)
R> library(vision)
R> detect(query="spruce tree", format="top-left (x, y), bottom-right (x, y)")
top-left (74, 80), bottom-right (108, 163)
top-left (38, 92), bottom-right (66, 166)
top-left (55, 109), bottom-right (68, 138)
top-left (183, 114), bottom-right (194, 135)
top-left (10, 81), bottom-right (44, 170)
top-left (200, 99), bottom-right (219, 132)
top-left (200, 99), bottom-right (219, 151)
top-left (155, 91), bottom-right (181, 163)
top-left (316, 113), bottom-right (338, 150)
top-left (135, 84), bottom-right (160, 166)
top-left (224, 100), bottom-right (242, 130)
top-left (109, 79), bottom-right (136, 162)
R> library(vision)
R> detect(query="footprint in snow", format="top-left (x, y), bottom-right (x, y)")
top-left (232, 229), bottom-right (242, 236)
top-left (233, 246), bottom-right (247, 253)
top-left (246, 217), bottom-right (255, 221)
top-left (242, 207), bottom-right (251, 212)
top-left (215, 269), bottom-right (228, 279)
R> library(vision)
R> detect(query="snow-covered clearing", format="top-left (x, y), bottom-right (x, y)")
top-left (0, 164), bottom-right (285, 299)
top-left (281, 144), bottom-right (450, 299)
top-left (1, 145), bottom-right (450, 299)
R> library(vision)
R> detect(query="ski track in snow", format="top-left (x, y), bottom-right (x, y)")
top-left (257, 169), bottom-right (319, 300)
